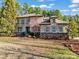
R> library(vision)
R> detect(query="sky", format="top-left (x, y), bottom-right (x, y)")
top-left (0, 0), bottom-right (79, 15)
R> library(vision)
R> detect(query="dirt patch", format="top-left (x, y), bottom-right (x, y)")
top-left (63, 40), bottom-right (79, 55)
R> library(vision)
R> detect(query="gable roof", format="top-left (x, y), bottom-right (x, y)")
top-left (40, 16), bottom-right (68, 25)
top-left (40, 20), bottom-right (50, 25)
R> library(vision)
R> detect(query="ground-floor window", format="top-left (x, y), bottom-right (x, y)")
top-left (45, 26), bottom-right (49, 32)
top-left (18, 27), bottom-right (22, 32)
top-left (52, 26), bottom-right (56, 33)
top-left (59, 27), bottom-right (63, 33)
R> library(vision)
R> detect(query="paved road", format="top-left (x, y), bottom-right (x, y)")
top-left (0, 42), bottom-right (52, 59)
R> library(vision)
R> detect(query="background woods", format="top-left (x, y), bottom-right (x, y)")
top-left (0, 0), bottom-right (79, 37)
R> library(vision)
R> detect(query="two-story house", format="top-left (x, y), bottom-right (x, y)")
top-left (15, 14), bottom-right (68, 39)
top-left (15, 14), bottom-right (43, 36)
top-left (40, 16), bottom-right (68, 39)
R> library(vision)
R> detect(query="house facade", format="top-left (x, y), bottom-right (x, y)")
top-left (40, 16), bottom-right (68, 39)
top-left (15, 14), bottom-right (68, 39)
top-left (15, 14), bottom-right (43, 36)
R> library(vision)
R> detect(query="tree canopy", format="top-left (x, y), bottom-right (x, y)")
top-left (68, 17), bottom-right (78, 38)
top-left (0, 1), bottom-right (79, 37)
top-left (0, 0), bottom-right (16, 36)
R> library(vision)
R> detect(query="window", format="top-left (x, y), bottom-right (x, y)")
top-left (26, 18), bottom-right (30, 24)
top-left (52, 26), bottom-right (56, 32)
top-left (46, 26), bottom-right (49, 32)
top-left (18, 27), bottom-right (22, 32)
top-left (16, 19), bottom-right (20, 24)
top-left (21, 20), bottom-right (24, 24)
top-left (59, 27), bottom-right (63, 32)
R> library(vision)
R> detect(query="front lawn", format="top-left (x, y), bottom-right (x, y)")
top-left (47, 44), bottom-right (79, 59)
top-left (0, 37), bottom-right (79, 59)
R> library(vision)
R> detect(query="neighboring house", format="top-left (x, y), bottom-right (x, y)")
top-left (15, 14), bottom-right (43, 36)
top-left (40, 16), bottom-right (68, 39)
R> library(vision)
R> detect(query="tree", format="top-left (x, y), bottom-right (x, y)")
top-left (28, 7), bottom-right (35, 14)
top-left (34, 7), bottom-right (42, 14)
top-left (0, 17), bottom-right (9, 35)
top-left (0, 8), bottom-right (2, 14)
top-left (42, 10), bottom-right (49, 17)
top-left (16, 2), bottom-right (20, 10)
top-left (0, 0), bottom-right (16, 36)
top-left (68, 17), bottom-right (78, 39)
top-left (23, 2), bottom-right (29, 14)
top-left (16, 2), bottom-right (23, 15)
top-left (42, 10), bottom-right (62, 18)
top-left (47, 10), bottom-right (54, 16)
top-left (62, 16), bottom-right (70, 21)
top-left (52, 10), bottom-right (62, 19)
top-left (74, 14), bottom-right (79, 23)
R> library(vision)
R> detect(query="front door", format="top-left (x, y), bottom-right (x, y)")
top-left (26, 27), bottom-right (30, 34)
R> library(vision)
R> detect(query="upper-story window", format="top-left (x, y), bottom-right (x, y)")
top-left (21, 19), bottom-right (25, 24)
top-left (26, 18), bottom-right (30, 24)
top-left (16, 19), bottom-right (20, 24)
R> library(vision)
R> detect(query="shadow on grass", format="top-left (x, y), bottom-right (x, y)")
top-left (0, 47), bottom-right (54, 59)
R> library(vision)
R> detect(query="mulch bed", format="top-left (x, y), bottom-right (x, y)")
top-left (63, 40), bottom-right (79, 55)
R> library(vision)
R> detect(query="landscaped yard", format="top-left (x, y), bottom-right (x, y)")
top-left (0, 37), bottom-right (78, 59)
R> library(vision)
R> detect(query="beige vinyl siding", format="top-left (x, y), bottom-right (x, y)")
top-left (16, 18), bottom-right (30, 33)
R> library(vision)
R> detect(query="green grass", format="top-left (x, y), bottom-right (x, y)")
top-left (0, 37), bottom-right (79, 59)
top-left (47, 45), bottom-right (79, 59)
